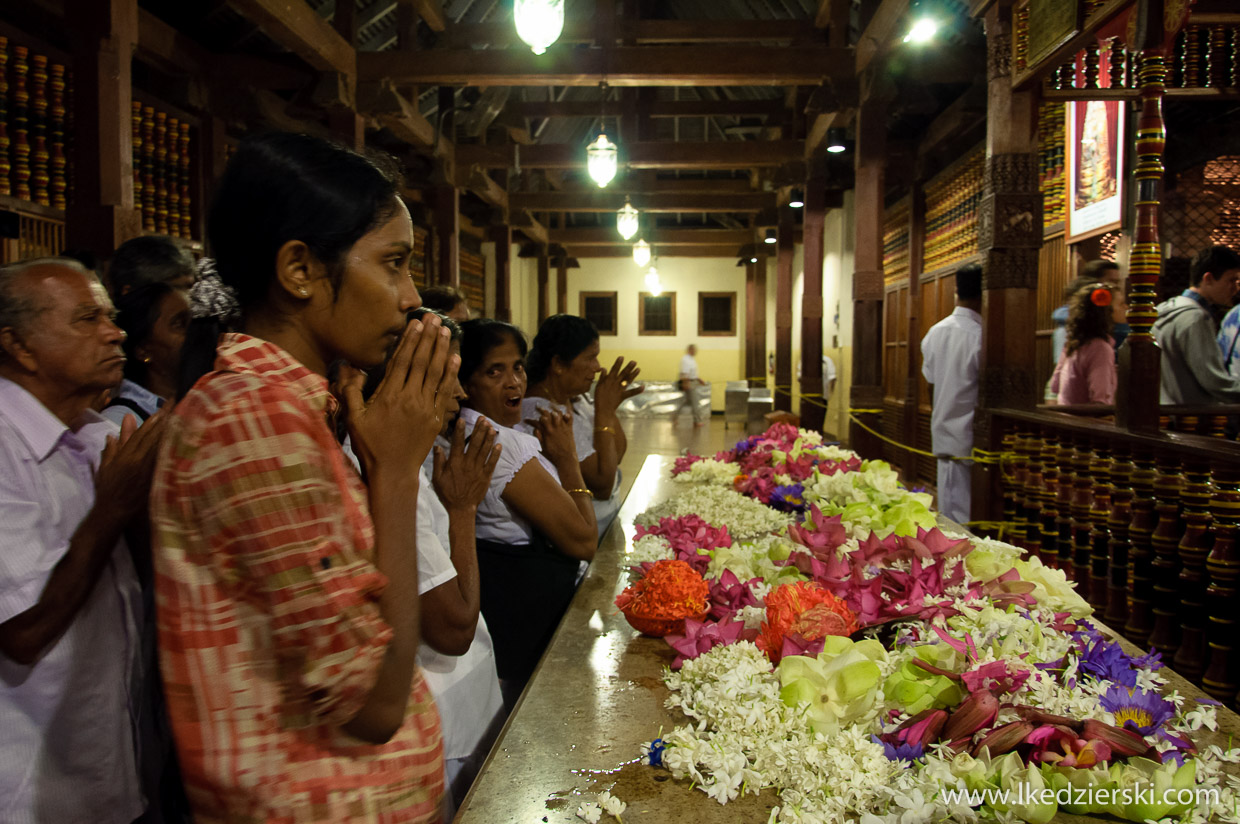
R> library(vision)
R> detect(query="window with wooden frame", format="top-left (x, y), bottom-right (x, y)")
top-left (638, 292), bottom-right (677, 336)
top-left (579, 291), bottom-right (618, 335)
top-left (698, 291), bottom-right (737, 336)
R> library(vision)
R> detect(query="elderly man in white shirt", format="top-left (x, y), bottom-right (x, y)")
top-left (0, 258), bottom-right (167, 823)
top-left (919, 263), bottom-right (983, 525)
top-left (677, 343), bottom-right (708, 426)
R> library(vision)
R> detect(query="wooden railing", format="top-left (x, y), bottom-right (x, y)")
top-left (981, 408), bottom-right (1240, 709)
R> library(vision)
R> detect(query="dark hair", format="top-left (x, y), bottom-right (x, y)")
top-left (106, 235), bottom-right (195, 297)
top-left (526, 313), bottom-right (599, 384)
top-left (458, 318), bottom-right (527, 386)
top-left (178, 132), bottom-right (402, 399)
top-left (1061, 274), bottom-right (1098, 302)
top-left (360, 308), bottom-right (461, 400)
top-left (1190, 245), bottom-right (1240, 287)
top-left (1064, 282), bottom-right (1115, 355)
top-left (955, 263), bottom-right (983, 300)
top-left (1081, 259), bottom-right (1120, 282)
top-left (113, 281), bottom-right (178, 384)
top-left (420, 285), bottom-right (466, 314)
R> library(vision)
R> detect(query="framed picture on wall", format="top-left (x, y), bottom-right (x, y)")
top-left (1065, 99), bottom-right (1125, 242)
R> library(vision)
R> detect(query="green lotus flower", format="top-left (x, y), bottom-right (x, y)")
top-left (883, 644), bottom-right (965, 714)
top-left (777, 636), bottom-right (886, 735)
top-left (1104, 757), bottom-right (1197, 822)
top-left (1013, 555), bottom-right (1093, 618)
top-left (1039, 764), bottom-right (1117, 814)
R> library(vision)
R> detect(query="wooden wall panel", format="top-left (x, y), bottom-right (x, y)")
top-left (1036, 231), bottom-right (1069, 397)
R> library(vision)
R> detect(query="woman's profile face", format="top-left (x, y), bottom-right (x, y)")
top-left (464, 336), bottom-right (527, 428)
top-left (138, 288), bottom-right (191, 384)
top-left (1111, 288), bottom-right (1128, 326)
top-left (441, 340), bottom-right (466, 436)
top-left (559, 338), bottom-right (601, 397)
top-left (317, 197), bottom-right (421, 369)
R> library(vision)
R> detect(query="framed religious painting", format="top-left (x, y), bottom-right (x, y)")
top-left (1065, 99), bottom-right (1125, 242)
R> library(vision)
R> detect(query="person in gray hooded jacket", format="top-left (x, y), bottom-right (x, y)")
top-left (1153, 245), bottom-right (1240, 404)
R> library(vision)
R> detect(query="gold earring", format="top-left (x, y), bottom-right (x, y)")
top-left (299, 287), bottom-right (308, 296)
top-left (141, 355), bottom-right (152, 364)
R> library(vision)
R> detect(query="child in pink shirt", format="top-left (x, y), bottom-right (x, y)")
top-left (1050, 281), bottom-right (1126, 404)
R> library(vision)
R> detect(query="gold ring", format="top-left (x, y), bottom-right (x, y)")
top-left (621, 380), bottom-right (629, 387)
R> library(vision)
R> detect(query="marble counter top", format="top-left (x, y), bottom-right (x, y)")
top-left (456, 454), bottom-right (1240, 824)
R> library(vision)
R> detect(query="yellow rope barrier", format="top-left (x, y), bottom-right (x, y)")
top-left (844, 411), bottom-right (1017, 469)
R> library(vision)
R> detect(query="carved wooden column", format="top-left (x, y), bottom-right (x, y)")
top-left (194, 115), bottom-right (228, 245)
top-left (1115, 50), bottom-right (1166, 433)
top-left (66, 0), bottom-right (141, 258)
top-left (1038, 434), bottom-right (1062, 567)
top-left (903, 184), bottom-right (925, 483)
top-left (799, 177), bottom-right (827, 431)
top-left (434, 182), bottom-right (460, 287)
top-left (775, 207), bottom-right (795, 412)
top-left (536, 247), bottom-right (549, 327)
top-left (556, 256), bottom-right (568, 315)
top-left (1021, 429), bottom-right (1045, 557)
top-left (1124, 446), bottom-right (1159, 645)
top-left (1087, 443), bottom-right (1114, 609)
top-left (489, 223), bottom-right (512, 322)
top-left (1174, 459), bottom-right (1213, 683)
top-left (849, 92), bottom-right (886, 456)
top-left (745, 255), bottom-right (768, 388)
top-left (1105, 444), bottom-right (1135, 628)
top-left (1069, 435), bottom-right (1095, 587)
top-left (1149, 457), bottom-right (1185, 656)
top-left (1204, 463), bottom-right (1240, 703)
top-left (1052, 436), bottom-right (1077, 571)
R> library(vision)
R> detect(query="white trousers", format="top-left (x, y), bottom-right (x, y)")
top-left (935, 458), bottom-right (972, 525)
top-left (675, 385), bottom-right (707, 423)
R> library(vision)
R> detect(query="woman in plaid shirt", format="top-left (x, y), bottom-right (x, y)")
top-left (150, 132), bottom-right (450, 823)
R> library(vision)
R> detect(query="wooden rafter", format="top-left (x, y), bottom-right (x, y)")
top-left (549, 228), bottom-right (752, 246)
top-left (458, 141), bottom-right (804, 170)
top-left (444, 18), bottom-right (827, 47)
top-left (226, 0), bottom-right (355, 77)
top-left (570, 244), bottom-right (745, 258)
top-left (509, 191), bottom-right (775, 213)
top-left (358, 46), bottom-right (852, 87)
top-left (506, 98), bottom-right (787, 120)
top-left (855, 0), bottom-right (911, 74)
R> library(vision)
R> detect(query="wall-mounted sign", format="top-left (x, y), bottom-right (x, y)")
top-left (1025, 0), bottom-right (1083, 70)
top-left (1065, 99), bottom-right (1125, 242)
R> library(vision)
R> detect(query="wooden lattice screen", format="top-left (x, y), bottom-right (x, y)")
top-left (1165, 155), bottom-right (1240, 256)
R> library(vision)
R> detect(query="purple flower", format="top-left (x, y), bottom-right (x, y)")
top-left (770, 483), bottom-right (807, 513)
top-left (732, 435), bottom-right (761, 455)
top-left (1196, 697), bottom-right (1223, 707)
top-left (1160, 749), bottom-right (1188, 767)
top-left (1078, 639), bottom-right (1138, 687)
top-left (1099, 684), bottom-right (1176, 735)
top-left (644, 737), bottom-right (666, 768)
top-left (870, 734), bottom-right (925, 764)
top-left (1130, 648), bottom-right (1165, 671)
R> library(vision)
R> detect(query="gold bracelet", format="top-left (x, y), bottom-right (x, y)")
top-left (594, 425), bottom-right (615, 435)
top-left (565, 487), bottom-right (592, 496)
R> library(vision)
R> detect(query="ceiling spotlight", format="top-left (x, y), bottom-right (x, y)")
top-left (616, 198), bottom-right (639, 240)
top-left (903, 17), bottom-right (938, 43)
top-left (789, 189), bottom-right (805, 208)
top-left (586, 132), bottom-right (618, 188)
top-left (764, 228), bottom-right (777, 245)
top-left (750, 256), bottom-right (758, 263)
top-left (514, 0), bottom-right (565, 55)
top-left (826, 127), bottom-right (847, 154)
top-left (632, 239), bottom-right (651, 267)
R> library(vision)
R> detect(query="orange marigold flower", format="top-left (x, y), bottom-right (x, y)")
top-left (615, 559), bottom-right (710, 620)
top-left (759, 581), bottom-right (858, 662)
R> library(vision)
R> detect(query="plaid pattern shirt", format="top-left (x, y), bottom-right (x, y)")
top-left (151, 333), bottom-right (442, 823)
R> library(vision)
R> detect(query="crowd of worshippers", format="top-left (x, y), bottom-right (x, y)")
top-left (0, 132), bottom-right (645, 824)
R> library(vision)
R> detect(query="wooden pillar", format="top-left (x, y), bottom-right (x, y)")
top-left (489, 223), bottom-right (511, 322)
top-left (849, 92), bottom-right (886, 457)
top-left (66, 0), bottom-right (141, 259)
top-left (745, 254), bottom-right (768, 387)
top-left (975, 3), bottom-right (1042, 523)
top-left (799, 177), bottom-right (827, 430)
top-left (434, 183), bottom-right (459, 287)
top-left (903, 183), bottom-right (925, 482)
top-left (1115, 50), bottom-right (1166, 433)
top-left (327, 0), bottom-right (362, 150)
top-left (774, 208), bottom-right (795, 412)
top-left (536, 248), bottom-right (549, 326)
top-left (556, 257), bottom-right (568, 315)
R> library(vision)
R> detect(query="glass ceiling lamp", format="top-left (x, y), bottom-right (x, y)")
top-left (616, 198), bottom-right (639, 240)
top-left (514, 0), bottom-right (565, 55)
top-left (644, 265), bottom-right (662, 296)
top-left (903, 17), bottom-right (938, 43)
top-left (586, 134), bottom-right (618, 187)
top-left (632, 239), bottom-right (651, 267)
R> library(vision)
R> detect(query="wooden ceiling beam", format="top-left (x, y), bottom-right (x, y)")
top-left (549, 228), bottom-right (753, 246)
top-left (506, 98), bottom-right (788, 119)
top-left (459, 141), bottom-right (804, 170)
top-left (917, 82), bottom-right (986, 160)
top-left (571, 244), bottom-right (744, 258)
top-left (855, 0), bottom-right (910, 74)
top-left (408, 0), bottom-right (447, 32)
top-left (509, 191), bottom-right (775, 213)
top-left (136, 8), bottom-right (213, 76)
top-left (226, 0), bottom-right (356, 78)
top-left (359, 47), bottom-right (853, 87)
top-left (444, 19), bottom-right (827, 47)
top-left (512, 211), bottom-right (549, 245)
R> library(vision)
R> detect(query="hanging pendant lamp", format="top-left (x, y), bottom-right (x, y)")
top-left (616, 198), bottom-right (639, 240)
top-left (514, 0), bottom-right (565, 55)
top-left (632, 239), bottom-right (651, 267)
top-left (587, 133), bottom-right (618, 188)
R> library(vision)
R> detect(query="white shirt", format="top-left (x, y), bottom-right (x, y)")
top-left (100, 378), bottom-right (163, 427)
top-left (679, 353), bottom-right (699, 381)
top-left (920, 306), bottom-right (982, 458)
top-left (0, 378), bottom-right (145, 824)
top-left (461, 408), bottom-right (559, 545)
top-left (413, 467), bottom-right (503, 761)
top-left (795, 355), bottom-right (838, 385)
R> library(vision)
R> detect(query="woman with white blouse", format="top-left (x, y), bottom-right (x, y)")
top-left (456, 319), bottom-right (597, 704)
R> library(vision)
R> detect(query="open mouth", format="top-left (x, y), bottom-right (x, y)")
top-left (503, 394), bottom-right (522, 410)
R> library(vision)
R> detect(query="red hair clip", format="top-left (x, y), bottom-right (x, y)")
top-left (1090, 287), bottom-right (1112, 307)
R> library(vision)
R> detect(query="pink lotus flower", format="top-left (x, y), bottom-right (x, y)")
top-left (817, 456), bottom-right (864, 476)
top-left (1027, 724), bottom-right (1113, 767)
top-left (635, 515), bottom-right (733, 574)
top-left (707, 569), bottom-right (762, 620)
top-left (665, 618), bottom-right (757, 669)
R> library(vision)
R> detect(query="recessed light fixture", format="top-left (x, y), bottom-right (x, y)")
top-left (789, 188), bottom-right (805, 208)
top-left (826, 127), bottom-right (847, 154)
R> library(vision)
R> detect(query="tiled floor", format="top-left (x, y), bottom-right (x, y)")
top-left (614, 413), bottom-right (740, 501)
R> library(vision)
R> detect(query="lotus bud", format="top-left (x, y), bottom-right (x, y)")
top-left (1013, 706), bottom-right (1083, 730)
top-left (945, 737), bottom-right (972, 753)
top-left (944, 689), bottom-right (999, 741)
top-left (894, 708), bottom-right (948, 748)
top-left (1081, 719), bottom-right (1152, 759)
top-left (972, 720), bottom-right (1034, 757)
